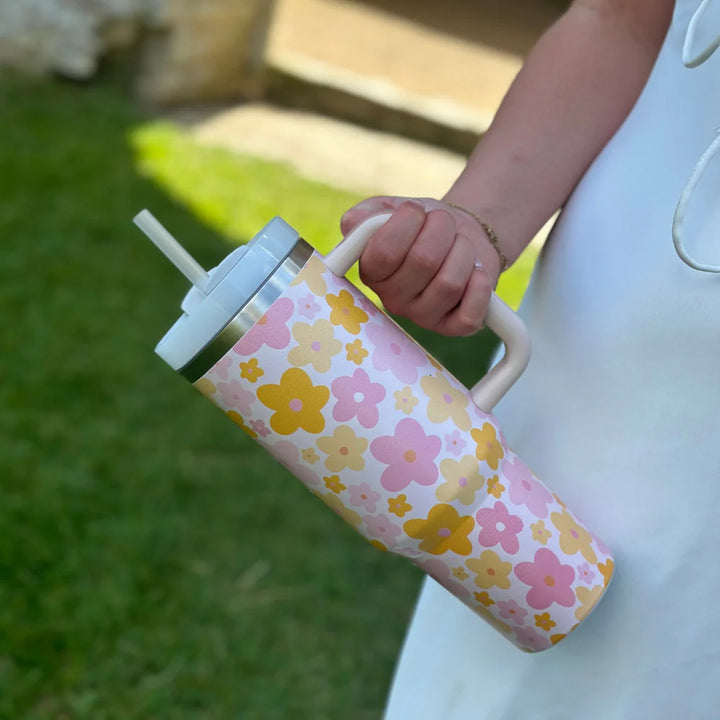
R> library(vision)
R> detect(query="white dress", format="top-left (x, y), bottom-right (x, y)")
top-left (384, 2), bottom-right (720, 717)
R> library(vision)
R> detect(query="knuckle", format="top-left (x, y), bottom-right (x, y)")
top-left (454, 314), bottom-right (482, 337)
top-left (426, 208), bottom-right (456, 233)
top-left (408, 295), bottom-right (446, 329)
top-left (358, 261), bottom-right (375, 285)
top-left (407, 245), bottom-right (440, 273)
top-left (435, 273), bottom-right (466, 299)
top-left (358, 264), bottom-right (376, 287)
top-left (407, 310), bottom-right (435, 332)
top-left (473, 269), bottom-right (495, 297)
top-left (389, 201), bottom-right (426, 231)
top-left (360, 245), bottom-right (399, 281)
top-left (398, 199), bottom-right (426, 218)
top-left (371, 244), bottom-right (400, 269)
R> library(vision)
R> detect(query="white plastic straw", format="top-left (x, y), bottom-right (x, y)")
top-left (134, 209), bottom-right (211, 292)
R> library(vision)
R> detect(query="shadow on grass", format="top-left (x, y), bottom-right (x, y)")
top-left (0, 73), bottom-right (507, 720)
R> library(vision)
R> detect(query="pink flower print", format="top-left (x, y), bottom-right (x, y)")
top-left (515, 548), bottom-right (576, 610)
top-left (444, 429), bottom-right (467, 456)
top-left (503, 457), bottom-right (553, 519)
top-left (496, 600), bottom-right (528, 625)
top-left (235, 297), bottom-right (293, 355)
top-left (475, 501), bottom-right (524, 555)
top-left (273, 443), bottom-right (320, 487)
top-left (416, 558), bottom-right (449, 579)
top-left (513, 626), bottom-right (551, 652)
top-left (414, 558), bottom-right (472, 600)
top-left (296, 465), bottom-right (322, 488)
top-left (577, 562), bottom-right (597, 586)
top-left (216, 380), bottom-right (256, 415)
top-left (348, 482), bottom-right (381, 513)
top-left (357, 292), bottom-right (380, 317)
top-left (270, 440), bottom-right (299, 471)
top-left (364, 514), bottom-right (402, 548)
top-left (249, 419), bottom-right (271, 438)
top-left (370, 418), bottom-right (441, 492)
top-left (213, 354), bottom-right (234, 381)
top-left (365, 318), bottom-right (427, 384)
top-left (595, 534), bottom-right (612, 557)
top-left (331, 368), bottom-right (386, 428)
top-left (297, 293), bottom-right (320, 319)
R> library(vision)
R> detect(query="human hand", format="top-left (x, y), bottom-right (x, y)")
top-left (340, 196), bottom-right (502, 336)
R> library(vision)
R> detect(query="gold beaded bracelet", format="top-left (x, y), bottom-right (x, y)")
top-left (447, 202), bottom-right (509, 273)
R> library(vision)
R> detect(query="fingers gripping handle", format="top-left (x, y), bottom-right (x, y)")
top-left (325, 214), bottom-right (531, 413)
top-left (325, 214), bottom-right (393, 276)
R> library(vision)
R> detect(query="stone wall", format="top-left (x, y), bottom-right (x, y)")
top-left (0, 0), bottom-right (277, 103)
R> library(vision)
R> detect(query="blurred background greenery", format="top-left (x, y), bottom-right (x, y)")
top-left (0, 1), bottom-right (554, 717)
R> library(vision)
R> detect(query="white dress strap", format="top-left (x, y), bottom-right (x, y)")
top-left (672, 130), bottom-right (720, 272)
top-left (673, 0), bottom-right (720, 272)
top-left (683, 0), bottom-right (720, 67)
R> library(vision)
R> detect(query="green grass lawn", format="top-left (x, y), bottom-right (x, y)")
top-left (0, 74), bottom-right (536, 719)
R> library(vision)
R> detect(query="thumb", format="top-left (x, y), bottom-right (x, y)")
top-left (340, 196), bottom-right (413, 235)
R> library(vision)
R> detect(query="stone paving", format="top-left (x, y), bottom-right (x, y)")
top-left (186, 0), bottom-right (563, 204)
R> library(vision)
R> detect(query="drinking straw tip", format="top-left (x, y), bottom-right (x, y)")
top-left (133, 208), bottom-right (210, 292)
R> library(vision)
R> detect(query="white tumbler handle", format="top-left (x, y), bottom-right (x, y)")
top-left (324, 213), bottom-right (531, 413)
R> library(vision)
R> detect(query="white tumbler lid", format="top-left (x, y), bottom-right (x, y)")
top-left (134, 211), bottom-right (299, 371)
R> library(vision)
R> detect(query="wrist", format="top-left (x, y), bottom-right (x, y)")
top-left (442, 186), bottom-right (522, 269)
top-left (444, 201), bottom-right (509, 273)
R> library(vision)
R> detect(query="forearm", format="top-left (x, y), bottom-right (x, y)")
top-left (444, 0), bottom-right (673, 266)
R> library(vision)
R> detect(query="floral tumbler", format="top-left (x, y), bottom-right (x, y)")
top-left (135, 210), bottom-right (614, 652)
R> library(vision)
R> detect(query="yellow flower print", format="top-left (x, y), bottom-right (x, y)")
top-left (239, 358), bottom-right (264, 382)
top-left (403, 503), bottom-right (474, 556)
top-left (474, 591), bottom-right (495, 606)
top-left (345, 338), bottom-right (368, 365)
top-left (598, 559), bottom-right (615, 587)
top-left (474, 605), bottom-right (513, 635)
top-left (550, 509), bottom-right (597, 564)
top-left (550, 633), bottom-right (568, 646)
top-left (327, 289), bottom-right (369, 334)
top-left (393, 386), bottom-right (419, 415)
top-left (288, 319), bottom-right (343, 373)
top-left (420, 374), bottom-right (471, 430)
top-left (369, 539), bottom-right (388, 552)
top-left (226, 410), bottom-right (258, 439)
top-left (320, 491), bottom-right (361, 526)
top-left (486, 475), bottom-right (505, 498)
top-left (575, 585), bottom-right (604, 622)
top-left (316, 424), bottom-right (368, 472)
top-left (427, 353), bottom-right (444, 372)
top-left (291, 253), bottom-right (327, 295)
top-left (471, 423), bottom-right (505, 470)
top-left (531, 519), bottom-right (552, 545)
top-left (257, 368), bottom-right (329, 435)
top-left (435, 455), bottom-right (484, 505)
top-left (387, 494), bottom-right (412, 517)
top-left (534, 612), bottom-right (557, 631)
top-left (452, 566), bottom-right (470, 581)
top-left (301, 448), bottom-right (320, 464)
top-left (466, 550), bottom-right (512, 590)
top-left (194, 377), bottom-right (216, 398)
top-left (323, 475), bottom-right (346, 493)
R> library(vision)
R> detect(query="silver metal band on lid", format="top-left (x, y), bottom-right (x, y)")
top-left (180, 238), bottom-right (314, 382)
